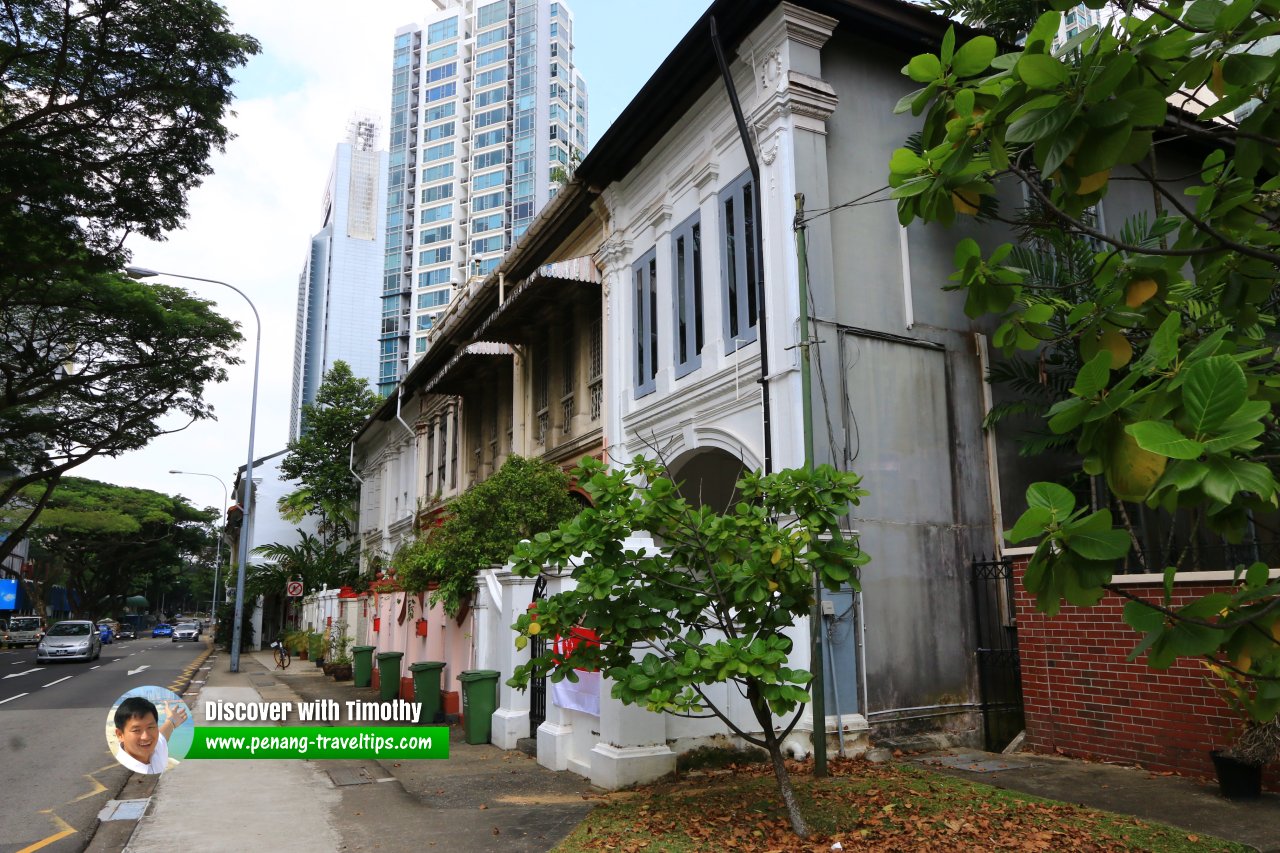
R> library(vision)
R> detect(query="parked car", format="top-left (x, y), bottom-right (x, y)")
top-left (172, 622), bottom-right (200, 642)
top-left (4, 615), bottom-right (45, 647)
top-left (151, 623), bottom-right (173, 638)
top-left (97, 623), bottom-right (114, 644)
top-left (116, 625), bottom-right (137, 640)
top-left (36, 620), bottom-right (101, 662)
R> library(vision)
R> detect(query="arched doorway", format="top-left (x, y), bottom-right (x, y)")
top-left (667, 447), bottom-right (746, 513)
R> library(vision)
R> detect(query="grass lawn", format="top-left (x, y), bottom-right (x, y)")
top-left (553, 757), bottom-right (1247, 852)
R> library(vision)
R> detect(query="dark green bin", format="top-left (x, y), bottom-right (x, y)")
top-left (409, 661), bottom-right (445, 724)
top-left (352, 645), bottom-right (376, 688)
top-left (458, 669), bottom-right (501, 744)
top-left (376, 651), bottom-right (404, 701)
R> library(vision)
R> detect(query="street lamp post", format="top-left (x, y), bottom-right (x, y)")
top-left (169, 470), bottom-right (228, 627)
top-left (126, 266), bottom-right (260, 672)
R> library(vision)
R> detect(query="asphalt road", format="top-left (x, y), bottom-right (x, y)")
top-left (0, 636), bottom-right (209, 853)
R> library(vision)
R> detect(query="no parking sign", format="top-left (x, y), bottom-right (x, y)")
top-left (286, 580), bottom-right (304, 597)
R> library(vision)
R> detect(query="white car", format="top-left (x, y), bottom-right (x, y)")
top-left (172, 622), bottom-right (200, 642)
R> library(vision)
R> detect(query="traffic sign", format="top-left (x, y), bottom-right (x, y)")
top-left (286, 580), bottom-right (304, 597)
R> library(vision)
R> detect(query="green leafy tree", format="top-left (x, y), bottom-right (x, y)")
top-left (0, 275), bottom-right (242, 565)
top-left (890, 4), bottom-right (1280, 728)
top-left (507, 457), bottom-right (870, 838)
top-left (0, 0), bottom-right (260, 273)
top-left (13, 477), bottom-right (215, 618)
top-left (279, 361), bottom-right (381, 543)
top-left (396, 455), bottom-right (580, 615)
top-left (0, 0), bottom-right (258, 564)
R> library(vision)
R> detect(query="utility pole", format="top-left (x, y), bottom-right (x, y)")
top-left (795, 193), bottom-right (827, 777)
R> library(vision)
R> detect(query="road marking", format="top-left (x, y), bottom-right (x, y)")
top-left (90, 665), bottom-right (101, 670)
top-left (4, 668), bottom-right (44, 679)
top-left (0, 693), bottom-right (28, 705)
top-left (126, 665), bottom-right (150, 676)
top-left (42, 676), bottom-right (73, 687)
top-left (72, 772), bottom-right (108, 802)
top-left (18, 810), bottom-right (76, 853)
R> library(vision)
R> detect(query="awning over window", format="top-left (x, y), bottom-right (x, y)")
top-left (471, 262), bottom-right (599, 345)
top-left (422, 342), bottom-right (514, 396)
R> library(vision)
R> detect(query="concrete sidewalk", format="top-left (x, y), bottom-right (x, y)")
top-left (87, 649), bottom-right (1280, 852)
top-left (912, 749), bottom-right (1280, 853)
top-left (95, 649), bottom-right (597, 852)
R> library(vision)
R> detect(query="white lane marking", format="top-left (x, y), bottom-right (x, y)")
top-left (91, 665), bottom-right (101, 670)
top-left (0, 693), bottom-right (28, 705)
top-left (42, 675), bottom-right (73, 687)
top-left (126, 665), bottom-right (150, 676)
top-left (4, 668), bottom-right (44, 679)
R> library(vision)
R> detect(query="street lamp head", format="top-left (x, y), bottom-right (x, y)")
top-left (124, 265), bottom-right (160, 279)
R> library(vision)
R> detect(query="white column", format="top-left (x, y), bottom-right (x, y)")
top-left (489, 567), bottom-right (538, 749)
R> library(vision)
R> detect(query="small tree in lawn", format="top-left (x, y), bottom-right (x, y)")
top-left (508, 456), bottom-right (869, 838)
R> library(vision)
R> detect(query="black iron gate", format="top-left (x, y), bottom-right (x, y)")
top-left (971, 556), bottom-right (1024, 751)
top-left (528, 575), bottom-right (547, 737)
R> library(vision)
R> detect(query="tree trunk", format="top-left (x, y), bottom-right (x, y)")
top-left (748, 683), bottom-right (809, 837)
top-left (765, 729), bottom-right (809, 837)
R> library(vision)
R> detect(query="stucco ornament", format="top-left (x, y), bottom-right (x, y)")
top-left (759, 48), bottom-right (784, 90)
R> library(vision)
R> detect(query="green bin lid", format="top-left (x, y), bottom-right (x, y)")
top-left (409, 661), bottom-right (446, 672)
top-left (352, 645), bottom-right (376, 652)
top-left (457, 669), bottom-right (501, 682)
top-left (376, 651), bottom-right (404, 661)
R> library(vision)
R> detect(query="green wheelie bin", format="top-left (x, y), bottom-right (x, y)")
top-left (458, 669), bottom-right (501, 744)
top-left (352, 645), bottom-right (376, 688)
top-left (409, 661), bottom-right (445, 724)
top-left (376, 651), bottom-right (404, 701)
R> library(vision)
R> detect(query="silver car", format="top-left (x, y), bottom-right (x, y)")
top-left (172, 622), bottom-right (200, 642)
top-left (36, 620), bottom-right (101, 662)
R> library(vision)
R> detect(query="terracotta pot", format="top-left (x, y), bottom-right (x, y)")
top-left (333, 664), bottom-right (352, 681)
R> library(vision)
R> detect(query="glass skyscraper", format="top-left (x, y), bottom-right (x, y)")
top-left (379, 0), bottom-right (588, 395)
top-left (291, 114), bottom-right (389, 437)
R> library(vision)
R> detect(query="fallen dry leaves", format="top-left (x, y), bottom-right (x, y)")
top-left (555, 757), bottom-right (1240, 853)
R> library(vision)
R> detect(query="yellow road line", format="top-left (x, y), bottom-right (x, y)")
top-left (18, 811), bottom-right (76, 853)
top-left (70, 773), bottom-right (107, 802)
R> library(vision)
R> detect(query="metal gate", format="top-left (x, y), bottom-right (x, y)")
top-left (528, 575), bottom-right (547, 738)
top-left (971, 556), bottom-right (1024, 751)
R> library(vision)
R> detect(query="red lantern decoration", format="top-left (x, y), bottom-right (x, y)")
top-left (373, 617), bottom-right (381, 633)
top-left (415, 617), bottom-right (429, 638)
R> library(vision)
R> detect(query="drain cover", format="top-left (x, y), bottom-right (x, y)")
top-left (918, 753), bottom-right (1036, 773)
top-left (327, 767), bottom-right (374, 786)
top-left (98, 799), bottom-right (149, 821)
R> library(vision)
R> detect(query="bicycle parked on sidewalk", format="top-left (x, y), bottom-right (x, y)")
top-left (270, 635), bottom-right (290, 669)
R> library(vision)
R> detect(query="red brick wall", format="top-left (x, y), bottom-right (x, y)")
top-left (1012, 559), bottom-right (1277, 789)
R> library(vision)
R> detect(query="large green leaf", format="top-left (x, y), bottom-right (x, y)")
top-left (1072, 351), bottom-right (1112, 397)
top-left (1183, 355), bottom-right (1246, 437)
top-left (1018, 53), bottom-right (1070, 89)
top-left (1026, 482), bottom-right (1075, 516)
top-left (1123, 599), bottom-right (1165, 633)
top-left (1008, 506), bottom-right (1053, 543)
top-left (1202, 457), bottom-right (1276, 504)
top-left (1006, 105), bottom-right (1073, 143)
top-left (906, 53), bottom-right (942, 83)
top-left (953, 36), bottom-right (997, 77)
top-left (1065, 509), bottom-right (1131, 560)
top-left (1125, 421), bottom-right (1204, 460)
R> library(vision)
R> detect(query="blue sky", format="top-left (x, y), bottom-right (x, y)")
top-left (76, 0), bottom-right (708, 505)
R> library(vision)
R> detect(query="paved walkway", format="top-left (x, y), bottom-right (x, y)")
top-left (87, 648), bottom-right (1280, 852)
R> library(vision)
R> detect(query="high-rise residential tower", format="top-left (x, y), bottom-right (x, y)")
top-left (291, 114), bottom-right (390, 437)
top-left (379, 0), bottom-right (588, 394)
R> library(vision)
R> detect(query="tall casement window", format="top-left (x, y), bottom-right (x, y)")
top-left (632, 248), bottom-right (658, 398)
top-left (720, 171), bottom-right (760, 352)
top-left (672, 213), bottom-right (704, 377)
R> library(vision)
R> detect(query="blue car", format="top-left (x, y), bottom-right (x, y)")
top-left (151, 623), bottom-right (173, 638)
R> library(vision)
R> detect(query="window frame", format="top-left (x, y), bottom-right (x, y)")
top-left (671, 212), bottom-right (704, 378)
top-left (719, 170), bottom-right (760, 353)
top-left (632, 247), bottom-right (658, 398)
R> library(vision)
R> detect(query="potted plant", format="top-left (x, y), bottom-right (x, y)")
top-left (308, 631), bottom-right (325, 666)
top-left (331, 633), bottom-right (353, 681)
top-left (1206, 663), bottom-right (1280, 799)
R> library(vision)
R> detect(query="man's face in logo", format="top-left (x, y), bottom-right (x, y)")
top-left (116, 712), bottom-right (159, 764)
